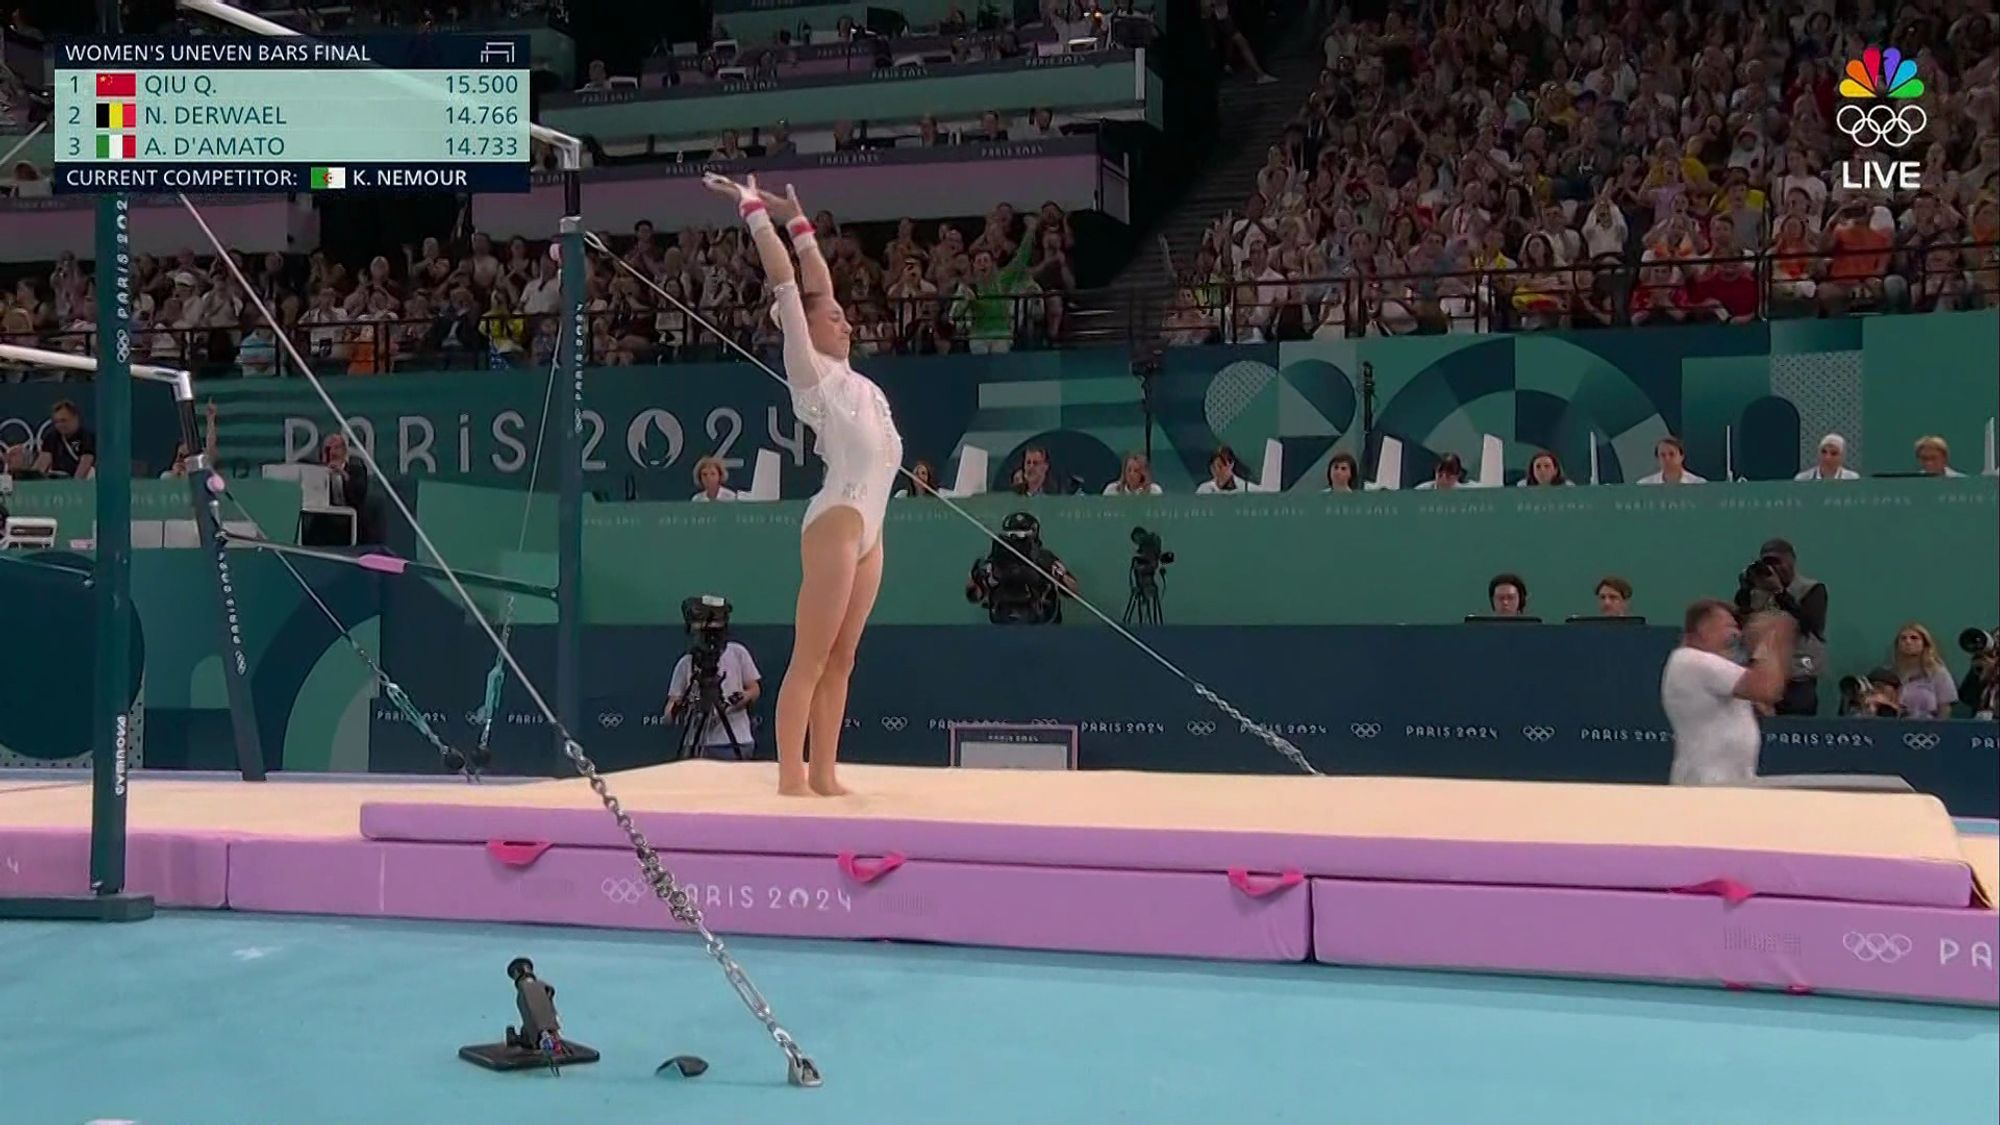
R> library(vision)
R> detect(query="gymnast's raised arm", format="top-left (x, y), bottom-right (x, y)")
top-left (704, 173), bottom-right (834, 389)
top-left (761, 186), bottom-right (835, 301)
top-left (704, 172), bottom-right (795, 285)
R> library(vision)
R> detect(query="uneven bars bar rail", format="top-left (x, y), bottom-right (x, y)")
top-left (0, 344), bottom-right (553, 599)
top-left (173, 0), bottom-right (583, 158)
top-left (0, 343), bottom-right (194, 396)
top-left (225, 536), bottom-right (560, 600)
top-left (0, 121), bottom-right (49, 175)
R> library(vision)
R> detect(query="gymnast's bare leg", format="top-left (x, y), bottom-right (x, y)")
top-left (806, 540), bottom-right (883, 795)
top-left (707, 173), bottom-right (903, 797)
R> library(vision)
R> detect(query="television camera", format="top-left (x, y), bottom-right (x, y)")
top-left (1124, 526), bottom-right (1173, 624)
top-left (674, 594), bottom-right (746, 758)
top-left (967, 512), bottom-right (1063, 625)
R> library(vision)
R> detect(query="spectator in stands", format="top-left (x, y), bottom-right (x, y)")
top-left (426, 286), bottom-right (487, 364)
top-left (1794, 433), bottom-right (1859, 481)
top-left (1913, 435), bottom-right (1964, 477)
top-left (1415, 452), bottom-right (1466, 491)
top-left (885, 256), bottom-right (938, 339)
top-left (1012, 444), bottom-right (1062, 496)
top-left (954, 217), bottom-right (1040, 354)
top-left (238, 323), bottom-right (278, 377)
top-left (32, 399), bottom-right (94, 480)
top-left (1637, 436), bottom-right (1705, 485)
top-left (579, 59), bottom-right (613, 93)
top-left (691, 456), bottom-right (737, 502)
top-left (1104, 452), bottom-right (1163, 495)
top-left (977, 111), bottom-right (1009, 143)
top-left (7, 160), bottom-right (50, 199)
top-left (1486, 573), bottom-right (1528, 618)
top-left (896, 459), bottom-right (939, 498)
top-left (1206, 0), bottom-right (1277, 84)
top-left (1595, 577), bottom-right (1634, 618)
top-left (305, 433), bottom-right (372, 547)
top-left (1820, 203), bottom-right (1899, 314)
top-left (1196, 445), bottom-right (1248, 494)
top-left (1693, 216), bottom-right (1761, 324)
top-left (1888, 623), bottom-right (1959, 721)
top-left (1324, 451), bottom-right (1362, 492)
top-left (1518, 450), bottom-right (1571, 487)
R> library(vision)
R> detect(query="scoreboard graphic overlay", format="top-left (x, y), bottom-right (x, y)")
top-left (53, 36), bottom-right (532, 194)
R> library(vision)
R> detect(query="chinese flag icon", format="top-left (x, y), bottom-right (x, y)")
top-left (96, 72), bottom-right (138, 98)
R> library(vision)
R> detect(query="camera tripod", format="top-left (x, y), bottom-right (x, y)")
top-left (676, 665), bottom-right (746, 761)
top-left (1124, 561), bottom-right (1164, 625)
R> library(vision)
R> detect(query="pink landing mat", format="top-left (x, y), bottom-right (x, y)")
top-left (225, 837), bottom-right (1311, 961)
top-left (0, 828), bottom-right (229, 908)
top-left (353, 763), bottom-right (1986, 909)
top-left (1312, 879), bottom-right (2000, 1007)
top-left (3, 765), bottom-right (1994, 1007)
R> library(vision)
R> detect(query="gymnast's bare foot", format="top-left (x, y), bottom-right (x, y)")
top-left (809, 772), bottom-right (851, 797)
top-left (778, 764), bottom-right (813, 797)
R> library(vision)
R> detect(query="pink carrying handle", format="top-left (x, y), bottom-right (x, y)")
top-left (1227, 868), bottom-right (1304, 898)
top-left (837, 851), bottom-right (906, 884)
top-left (486, 840), bottom-right (553, 868)
top-left (1673, 877), bottom-right (1755, 905)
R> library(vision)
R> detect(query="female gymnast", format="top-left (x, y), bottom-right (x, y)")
top-left (703, 172), bottom-right (903, 797)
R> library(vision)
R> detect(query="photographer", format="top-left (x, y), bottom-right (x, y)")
top-left (1733, 538), bottom-right (1827, 715)
top-left (1837, 668), bottom-right (1904, 719)
top-left (664, 596), bottom-right (762, 760)
top-left (1959, 628), bottom-right (1999, 720)
top-left (967, 511), bottom-right (1078, 625)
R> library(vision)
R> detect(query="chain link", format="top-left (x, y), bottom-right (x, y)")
top-left (1191, 682), bottom-right (1321, 777)
top-left (559, 739), bottom-right (821, 1084)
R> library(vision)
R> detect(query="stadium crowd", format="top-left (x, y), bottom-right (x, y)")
top-left (1162, 0), bottom-right (2000, 343)
top-left (0, 195), bottom-right (1080, 379)
top-left (4, 0), bottom-right (1999, 376)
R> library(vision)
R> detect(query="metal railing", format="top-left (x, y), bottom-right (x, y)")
top-left (3, 240), bottom-right (1994, 380)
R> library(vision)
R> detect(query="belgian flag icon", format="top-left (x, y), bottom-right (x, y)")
top-left (96, 102), bottom-right (137, 129)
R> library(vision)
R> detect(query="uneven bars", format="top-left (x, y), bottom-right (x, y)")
top-left (0, 343), bottom-right (194, 400)
top-left (0, 121), bottom-right (49, 175)
top-left (173, 0), bottom-right (584, 164)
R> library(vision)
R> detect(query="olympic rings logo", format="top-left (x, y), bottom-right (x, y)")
top-left (597, 712), bottom-right (623, 728)
top-left (1835, 102), bottom-right (1927, 149)
top-left (1842, 931), bottom-right (1912, 963)
top-left (1350, 723), bottom-right (1381, 739)
top-left (0, 416), bottom-right (50, 453)
top-left (1903, 732), bottom-right (1940, 751)
top-left (880, 716), bottom-right (907, 731)
top-left (1522, 726), bottom-right (1556, 743)
top-left (601, 878), bottom-right (644, 905)
top-left (1187, 721), bottom-right (1216, 736)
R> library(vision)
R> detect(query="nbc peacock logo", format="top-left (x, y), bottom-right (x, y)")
top-left (1836, 47), bottom-right (1927, 190)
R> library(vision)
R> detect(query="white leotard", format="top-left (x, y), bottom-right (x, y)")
top-left (774, 281), bottom-right (904, 556)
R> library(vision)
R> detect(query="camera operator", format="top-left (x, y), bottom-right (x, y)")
top-left (664, 595), bottom-right (762, 759)
top-left (1662, 599), bottom-right (1794, 786)
top-left (1959, 628), bottom-right (1999, 720)
top-left (1837, 668), bottom-right (1904, 718)
top-left (1733, 538), bottom-right (1827, 715)
top-left (966, 511), bottom-right (1078, 624)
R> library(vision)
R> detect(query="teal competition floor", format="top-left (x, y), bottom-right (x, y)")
top-left (5, 912), bottom-right (1996, 1125)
